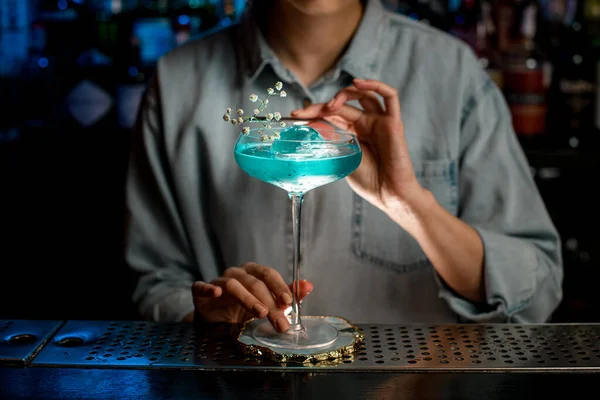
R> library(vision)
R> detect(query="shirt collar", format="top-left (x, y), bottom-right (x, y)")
top-left (236, 0), bottom-right (388, 85)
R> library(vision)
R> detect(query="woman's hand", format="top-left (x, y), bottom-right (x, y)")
top-left (294, 79), bottom-right (486, 303)
top-left (292, 78), bottom-right (432, 223)
top-left (191, 262), bottom-right (313, 333)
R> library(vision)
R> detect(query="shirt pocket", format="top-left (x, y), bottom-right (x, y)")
top-left (352, 159), bottom-right (458, 272)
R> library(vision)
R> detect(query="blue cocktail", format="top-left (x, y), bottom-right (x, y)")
top-left (234, 118), bottom-right (362, 350)
top-left (234, 126), bottom-right (362, 194)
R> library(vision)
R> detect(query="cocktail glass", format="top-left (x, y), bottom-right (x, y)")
top-left (233, 118), bottom-right (362, 350)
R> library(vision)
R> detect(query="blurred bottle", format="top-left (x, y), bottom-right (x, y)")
top-left (584, 0), bottom-right (600, 131)
top-left (89, 0), bottom-right (136, 60)
top-left (537, 0), bottom-right (578, 59)
top-left (0, 0), bottom-right (30, 77)
top-left (0, 0), bottom-right (34, 137)
top-left (21, 17), bottom-right (56, 127)
top-left (448, 0), bottom-right (481, 51)
top-left (477, 0), bottom-right (504, 89)
top-left (493, 0), bottom-right (549, 145)
top-left (115, 21), bottom-right (146, 130)
top-left (546, 0), bottom-right (597, 149)
top-left (584, 0), bottom-right (600, 38)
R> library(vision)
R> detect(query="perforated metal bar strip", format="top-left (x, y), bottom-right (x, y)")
top-left (0, 320), bottom-right (64, 367)
top-left (30, 321), bottom-right (600, 371)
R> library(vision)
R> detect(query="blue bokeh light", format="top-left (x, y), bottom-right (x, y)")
top-left (178, 15), bottom-right (190, 25)
top-left (38, 57), bottom-right (49, 68)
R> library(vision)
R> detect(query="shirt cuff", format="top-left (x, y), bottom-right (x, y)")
top-left (435, 226), bottom-right (537, 322)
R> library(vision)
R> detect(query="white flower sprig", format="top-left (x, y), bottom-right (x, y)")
top-left (223, 81), bottom-right (288, 141)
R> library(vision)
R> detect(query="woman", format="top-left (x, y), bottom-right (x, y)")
top-left (124, 0), bottom-right (562, 331)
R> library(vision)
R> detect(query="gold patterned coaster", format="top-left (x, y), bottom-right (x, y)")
top-left (237, 316), bottom-right (365, 365)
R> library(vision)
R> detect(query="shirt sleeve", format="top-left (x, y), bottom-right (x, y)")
top-left (436, 71), bottom-right (564, 323)
top-left (124, 71), bottom-right (197, 322)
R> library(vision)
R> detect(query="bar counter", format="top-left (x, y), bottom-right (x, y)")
top-left (1, 319), bottom-right (599, 399)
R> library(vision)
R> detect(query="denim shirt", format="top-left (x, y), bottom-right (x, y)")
top-left (124, 0), bottom-right (563, 324)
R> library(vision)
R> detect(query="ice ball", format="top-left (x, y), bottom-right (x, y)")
top-left (271, 125), bottom-right (324, 156)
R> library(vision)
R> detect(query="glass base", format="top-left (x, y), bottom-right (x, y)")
top-left (251, 317), bottom-right (339, 351)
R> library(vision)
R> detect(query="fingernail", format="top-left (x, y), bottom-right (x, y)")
top-left (276, 316), bottom-right (289, 333)
top-left (252, 304), bottom-right (268, 317)
top-left (281, 292), bottom-right (293, 305)
top-left (302, 280), bottom-right (313, 294)
top-left (354, 78), bottom-right (364, 81)
top-left (291, 109), bottom-right (299, 115)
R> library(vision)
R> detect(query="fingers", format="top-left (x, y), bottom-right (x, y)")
top-left (191, 281), bottom-right (222, 298)
top-left (352, 78), bottom-right (401, 118)
top-left (291, 103), bottom-right (327, 119)
top-left (211, 277), bottom-right (270, 319)
top-left (192, 265), bottom-right (315, 334)
top-left (243, 262), bottom-right (293, 305)
top-left (327, 86), bottom-right (384, 114)
top-left (292, 78), bottom-right (400, 120)
top-left (293, 102), bottom-right (364, 123)
top-left (283, 280), bottom-right (314, 316)
top-left (241, 263), bottom-right (298, 333)
top-left (225, 266), bottom-right (289, 332)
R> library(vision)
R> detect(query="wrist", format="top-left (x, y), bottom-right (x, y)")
top-left (383, 186), bottom-right (437, 238)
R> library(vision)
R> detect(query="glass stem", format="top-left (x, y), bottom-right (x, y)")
top-left (289, 193), bottom-right (304, 331)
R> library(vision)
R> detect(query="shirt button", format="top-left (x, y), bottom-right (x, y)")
top-left (303, 98), bottom-right (312, 108)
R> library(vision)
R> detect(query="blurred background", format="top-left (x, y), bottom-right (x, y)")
top-left (0, 0), bottom-right (598, 322)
